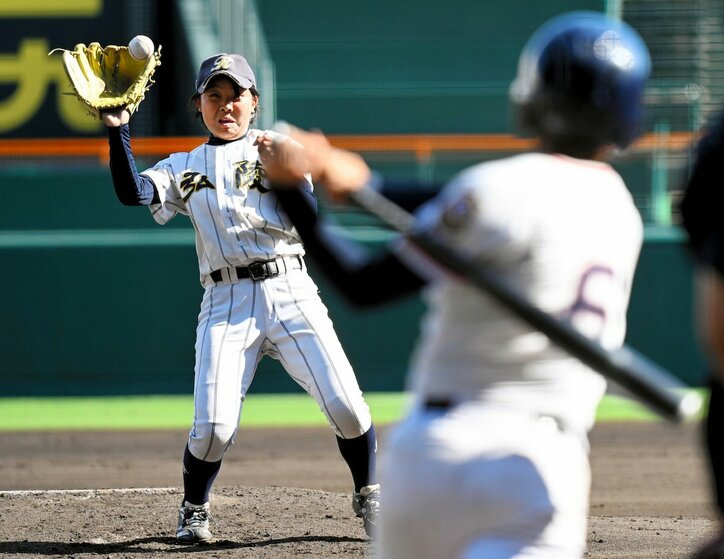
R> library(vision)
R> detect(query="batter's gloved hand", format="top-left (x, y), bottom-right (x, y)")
top-left (270, 122), bottom-right (372, 204)
top-left (50, 42), bottom-right (161, 119)
top-left (256, 131), bottom-right (311, 186)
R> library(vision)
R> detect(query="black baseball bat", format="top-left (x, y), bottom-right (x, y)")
top-left (348, 185), bottom-right (702, 423)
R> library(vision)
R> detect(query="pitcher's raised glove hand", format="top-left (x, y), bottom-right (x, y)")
top-left (51, 41), bottom-right (161, 119)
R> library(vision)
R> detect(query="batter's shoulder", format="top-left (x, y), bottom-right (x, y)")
top-left (449, 153), bottom-right (542, 191)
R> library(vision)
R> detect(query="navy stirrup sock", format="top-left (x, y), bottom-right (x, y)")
top-left (182, 445), bottom-right (222, 505)
top-left (337, 425), bottom-right (377, 492)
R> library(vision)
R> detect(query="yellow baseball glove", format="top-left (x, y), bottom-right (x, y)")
top-left (53, 42), bottom-right (161, 119)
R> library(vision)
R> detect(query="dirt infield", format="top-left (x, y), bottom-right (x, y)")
top-left (0, 421), bottom-right (719, 558)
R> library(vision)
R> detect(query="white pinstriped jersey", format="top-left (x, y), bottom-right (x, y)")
top-left (142, 129), bottom-right (305, 285)
top-left (400, 153), bottom-right (643, 433)
top-left (140, 128), bottom-right (374, 456)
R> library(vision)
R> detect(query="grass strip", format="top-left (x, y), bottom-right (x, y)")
top-left (0, 390), bottom-right (705, 431)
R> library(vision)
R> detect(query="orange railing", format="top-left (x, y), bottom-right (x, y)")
top-left (0, 131), bottom-right (697, 163)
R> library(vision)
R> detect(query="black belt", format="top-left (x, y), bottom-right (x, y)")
top-left (210, 256), bottom-right (302, 283)
top-left (424, 398), bottom-right (453, 410)
top-left (422, 398), bottom-right (568, 432)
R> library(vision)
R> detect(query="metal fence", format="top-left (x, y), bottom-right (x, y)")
top-left (177, 0), bottom-right (276, 128)
top-left (622, 0), bottom-right (724, 224)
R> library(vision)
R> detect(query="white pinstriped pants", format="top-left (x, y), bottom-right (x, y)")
top-left (187, 267), bottom-right (372, 462)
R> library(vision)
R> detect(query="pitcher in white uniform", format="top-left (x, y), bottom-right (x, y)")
top-left (260, 11), bottom-right (651, 559)
top-left (101, 52), bottom-right (380, 543)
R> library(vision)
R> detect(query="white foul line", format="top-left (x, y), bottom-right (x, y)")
top-left (0, 487), bottom-right (178, 497)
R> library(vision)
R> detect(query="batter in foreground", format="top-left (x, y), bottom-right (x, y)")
top-left (101, 53), bottom-right (380, 543)
top-left (262, 11), bottom-right (651, 559)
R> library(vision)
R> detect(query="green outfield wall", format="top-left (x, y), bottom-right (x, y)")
top-left (256, 0), bottom-right (607, 135)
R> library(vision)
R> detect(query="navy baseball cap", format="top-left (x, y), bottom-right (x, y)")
top-left (195, 53), bottom-right (256, 93)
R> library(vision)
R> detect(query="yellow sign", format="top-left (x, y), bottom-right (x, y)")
top-left (0, 38), bottom-right (101, 133)
top-left (0, 0), bottom-right (102, 17)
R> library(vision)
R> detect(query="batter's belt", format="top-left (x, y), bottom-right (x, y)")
top-left (422, 397), bottom-right (569, 434)
top-left (210, 255), bottom-right (303, 283)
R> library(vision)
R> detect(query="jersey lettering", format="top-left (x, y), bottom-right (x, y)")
top-left (234, 160), bottom-right (269, 193)
top-left (180, 171), bottom-right (216, 201)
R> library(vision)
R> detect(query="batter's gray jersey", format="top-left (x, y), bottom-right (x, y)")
top-left (142, 129), bottom-right (304, 286)
top-left (399, 153), bottom-right (643, 433)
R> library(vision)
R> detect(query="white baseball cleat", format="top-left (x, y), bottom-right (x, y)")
top-left (352, 483), bottom-right (381, 537)
top-left (176, 501), bottom-right (212, 544)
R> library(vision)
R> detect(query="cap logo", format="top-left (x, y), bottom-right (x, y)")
top-left (212, 55), bottom-right (234, 71)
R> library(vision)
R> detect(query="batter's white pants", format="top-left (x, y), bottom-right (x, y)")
top-left (375, 401), bottom-right (591, 559)
top-left (187, 268), bottom-right (372, 462)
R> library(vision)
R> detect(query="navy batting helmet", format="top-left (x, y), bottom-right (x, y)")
top-left (510, 11), bottom-right (650, 149)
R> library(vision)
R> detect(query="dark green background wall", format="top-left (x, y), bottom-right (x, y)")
top-left (257, 0), bottom-right (606, 134)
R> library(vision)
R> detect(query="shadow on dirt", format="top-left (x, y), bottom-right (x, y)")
top-left (0, 534), bottom-right (368, 555)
